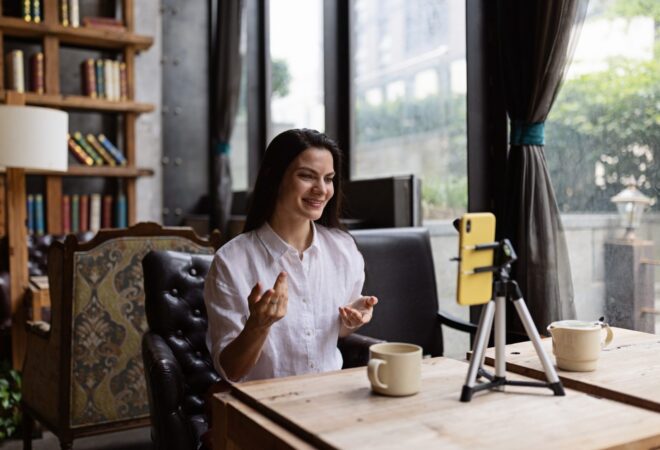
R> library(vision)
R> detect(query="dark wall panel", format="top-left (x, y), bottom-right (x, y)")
top-left (161, 0), bottom-right (209, 225)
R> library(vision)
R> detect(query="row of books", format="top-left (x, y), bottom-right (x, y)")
top-left (68, 132), bottom-right (127, 166)
top-left (4, 50), bottom-right (44, 94)
top-left (7, 0), bottom-right (127, 31)
top-left (81, 59), bottom-right (128, 101)
top-left (15, 0), bottom-right (42, 23)
top-left (26, 193), bottom-right (128, 235)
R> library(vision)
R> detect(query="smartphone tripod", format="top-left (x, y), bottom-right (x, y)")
top-left (460, 238), bottom-right (565, 402)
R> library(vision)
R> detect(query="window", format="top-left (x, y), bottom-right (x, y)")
top-left (230, 13), bottom-right (248, 191)
top-left (269, 0), bottom-right (325, 139)
top-left (352, 0), bottom-right (467, 220)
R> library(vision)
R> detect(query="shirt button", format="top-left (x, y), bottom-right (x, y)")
top-left (306, 329), bottom-right (312, 337)
top-left (302, 298), bottom-right (307, 304)
top-left (309, 362), bottom-right (315, 369)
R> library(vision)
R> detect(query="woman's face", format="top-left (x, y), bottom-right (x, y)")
top-left (275, 147), bottom-right (335, 223)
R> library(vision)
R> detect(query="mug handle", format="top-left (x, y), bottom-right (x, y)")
top-left (367, 358), bottom-right (388, 390)
top-left (600, 322), bottom-right (614, 348)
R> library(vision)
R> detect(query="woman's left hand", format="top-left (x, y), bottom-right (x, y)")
top-left (339, 296), bottom-right (378, 331)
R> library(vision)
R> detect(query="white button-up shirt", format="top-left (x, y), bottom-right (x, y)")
top-left (204, 222), bottom-right (365, 381)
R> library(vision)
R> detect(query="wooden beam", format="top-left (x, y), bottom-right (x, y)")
top-left (122, 0), bottom-right (134, 33)
top-left (46, 176), bottom-right (62, 234)
top-left (43, 35), bottom-right (60, 95)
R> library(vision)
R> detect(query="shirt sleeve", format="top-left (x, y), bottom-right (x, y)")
top-left (348, 239), bottom-right (366, 302)
top-left (204, 253), bottom-right (249, 380)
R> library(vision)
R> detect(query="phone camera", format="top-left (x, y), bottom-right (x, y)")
top-left (466, 220), bottom-right (471, 233)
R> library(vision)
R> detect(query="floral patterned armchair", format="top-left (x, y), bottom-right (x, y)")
top-left (20, 222), bottom-right (220, 450)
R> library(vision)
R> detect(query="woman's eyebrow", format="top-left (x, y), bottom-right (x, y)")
top-left (297, 166), bottom-right (335, 176)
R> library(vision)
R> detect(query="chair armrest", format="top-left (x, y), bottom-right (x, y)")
top-left (25, 320), bottom-right (50, 338)
top-left (438, 310), bottom-right (478, 334)
top-left (338, 333), bottom-right (386, 369)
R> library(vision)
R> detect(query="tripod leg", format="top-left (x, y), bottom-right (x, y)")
top-left (512, 297), bottom-right (565, 395)
top-left (494, 295), bottom-right (507, 388)
top-left (461, 300), bottom-right (495, 402)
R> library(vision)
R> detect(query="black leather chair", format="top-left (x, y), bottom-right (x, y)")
top-left (338, 227), bottom-right (477, 368)
top-left (142, 251), bottom-right (220, 450)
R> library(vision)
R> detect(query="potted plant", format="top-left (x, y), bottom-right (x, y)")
top-left (0, 360), bottom-right (21, 440)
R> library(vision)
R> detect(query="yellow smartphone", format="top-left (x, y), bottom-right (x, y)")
top-left (456, 212), bottom-right (496, 305)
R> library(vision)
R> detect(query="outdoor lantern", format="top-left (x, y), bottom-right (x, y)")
top-left (610, 184), bottom-right (652, 240)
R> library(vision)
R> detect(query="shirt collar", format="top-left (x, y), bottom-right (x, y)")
top-left (256, 221), bottom-right (320, 261)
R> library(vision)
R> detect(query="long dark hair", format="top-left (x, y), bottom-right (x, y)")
top-left (243, 128), bottom-right (344, 233)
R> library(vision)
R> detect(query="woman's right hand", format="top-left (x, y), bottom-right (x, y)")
top-left (246, 272), bottom-right (288, 330)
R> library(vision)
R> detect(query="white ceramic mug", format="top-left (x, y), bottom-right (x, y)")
top-left (547, 320), bottom-right (614, 372)
top-left (367, 342), bottom-right (422, 396)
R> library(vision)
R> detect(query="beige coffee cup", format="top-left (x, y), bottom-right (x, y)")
top-left (547, 320), bottom-right (614, 372)
top-left (367, 342), bottom-right (422, 396)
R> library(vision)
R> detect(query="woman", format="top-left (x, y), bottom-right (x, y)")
top-left (204, 128), bottom-right (377, 382)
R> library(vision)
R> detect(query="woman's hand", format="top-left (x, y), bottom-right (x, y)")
top-left (339, 296), bottom-right (378, 332)
top-left (246, 272), bottom-right (288, 330)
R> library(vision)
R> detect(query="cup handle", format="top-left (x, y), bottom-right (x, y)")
top-left (367, 358), bottom-right (388, 390)
top-left (600, 323), bottom-right (613, 348)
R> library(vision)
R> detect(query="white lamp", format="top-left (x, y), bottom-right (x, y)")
top-left (0, 104), bottom-right (68, 369)
top-left (0, 105), bottom-right (68, 171)
top-left (611, 183), bottom-right (652, 240)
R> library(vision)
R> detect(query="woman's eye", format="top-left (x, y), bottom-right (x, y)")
top-left (324, 178), bottom-right (334, 183)
top-left (299, 173), bottom-right (313, 180)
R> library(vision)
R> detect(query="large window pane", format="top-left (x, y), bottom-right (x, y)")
top-left (352, 0), bottom-right (467, 221)
top-left (269, 0), bottom-right (325, 139)
top-left (230, 17), bottom-right (248, 191)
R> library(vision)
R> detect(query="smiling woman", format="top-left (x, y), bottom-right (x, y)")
top-left (204, 129), bottom-right (378, 382)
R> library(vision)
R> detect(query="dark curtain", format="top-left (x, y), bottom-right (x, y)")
top-left (496, 0), bottom-right (588, 332)
top-left (210, 0), bottom-right (245, 234)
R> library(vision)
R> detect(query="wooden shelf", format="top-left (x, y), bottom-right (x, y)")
top-left (0, 16), bottom-right (152, 51)
top-left (26, 166), bottom-right (154, 177)
top-left (0, 91), bottom-right (154, 113)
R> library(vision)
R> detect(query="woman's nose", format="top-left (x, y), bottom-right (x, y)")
top-left (313, 178), bottom-right (326, 194)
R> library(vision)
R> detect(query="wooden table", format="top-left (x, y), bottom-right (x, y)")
top-left (483, 327), bottom-right (660, 412)
top-left (213, 357), bottom-right (660, 449)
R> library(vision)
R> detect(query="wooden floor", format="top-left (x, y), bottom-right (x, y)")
top-left (0, 427), bottom-right (151, 449)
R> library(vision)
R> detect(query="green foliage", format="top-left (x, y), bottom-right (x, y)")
top-left (608, 0), bottom-right (660, 22)
top-left (0, 361), bottom-right (21, 440)
top-left (271, 59), bottom-right (291, 98)
top-left (422, 176), bottom-right (468, 219)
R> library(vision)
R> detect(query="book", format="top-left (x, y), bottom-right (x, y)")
top-left (62, 195), bottom-right (71, 234)
top-left (32, 0), bottom-right (41, 23)
top-left (97, 134), bottom-right (127, 165)
top-left (115, 193), bottom-right (127, 228)
top-left (69, 0), bottom-right (79, 27)
top-left (30, 52), bottom-right (44, 94)
top-left (7, 50), bottom-right (25, 93)
top-left (67, 134), bottom-right (94, 166)
top-left (86, 134), bottom-right (116, 166)
top-left (80, 58), bottom-right (96, 98)
top-left (119, 62), bottom-right (127, 100)
top-left (34, 194), bottom-right (45, 235)
top-left (27, 194), bottom-right (35, 234)
top-left (73, 131), bottom-right (104, 165)
top-left (112, 60), bottom-right (121, 101)
top-left (79, 194), bottom-right (89, 232)
top-left (60, 0), bottom-right (69, 26)
top-left (90, 193), bottom-right (101, 232)
top-left (102, 195), bottom-right (113, 228)
top-left (71, 194), bottom-right (80, 233)
top-left (104, 58), bottom-right (114, 100)
top-left (95, 59), bottom-right (104, 98)
top-left (22, 0), bottom-right (30, 21)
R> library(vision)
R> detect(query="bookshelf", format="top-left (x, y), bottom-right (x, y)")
top-left (0, 0), bottom-right (154, 368)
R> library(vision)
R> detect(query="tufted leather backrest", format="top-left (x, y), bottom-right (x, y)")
top-left (351, 228), bottom-right (444, 356)
top-left (142, 250), bottom-right (220, 450)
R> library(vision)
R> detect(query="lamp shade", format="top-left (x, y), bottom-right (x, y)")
top-left (0, 105), bottom-right (68, 171)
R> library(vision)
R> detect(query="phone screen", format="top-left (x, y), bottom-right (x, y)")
top-left (456, 213), bottom-right (496, 305)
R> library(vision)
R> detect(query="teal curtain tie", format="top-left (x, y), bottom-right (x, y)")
top-left (214, 141), bottom-right (230, 155)
top-left (510, 121), bottom-right (545, 146)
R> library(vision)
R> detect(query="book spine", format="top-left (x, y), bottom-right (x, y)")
top-left (32, 0), bottom-right (41, 23)
top-left (119, 62), bottom-right (127, 100)
top-left (62, 195), bottom-right (71, 234)
top-left (115, 193), bottom-right (127, 228)
top-left (90, 193), bottom-right (101, 232)
top-left (35, 194), bottom-right (45, 235)
top-left (22, 0), bottom-right (31, 21)
top-left (95, 59), bottom-right (104, 98)
top-left (10, 50), bottom-right (25, 93)
top-left (71, 194), bottom-right (80, 233)
top-left (67, 135), bottom-right (94, 166)
top-left (104, 59), bottom-right (114, 100)
top-left (86, 134), bottom-right (116, 166)
top-left (69, 0), bottom-right (79, 27)
top-left (113, 60), bottom-right (120, 101)
top-left (60, 0), bottom-right (69, 26)
top-left (97, 134), bottom-right (127, 165)
top-left (81, 59), bottom-right (97, 98)
top-left (27, 194), bottom-right (35, 235)
top-left (30, 52), bottom-right (44, 94)
top-left (102, 195), bottom-right (113, 228)
top-left (79, 194), bottom-right (89, 232)
top-left (73, 131), bottom-right (104, 165)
